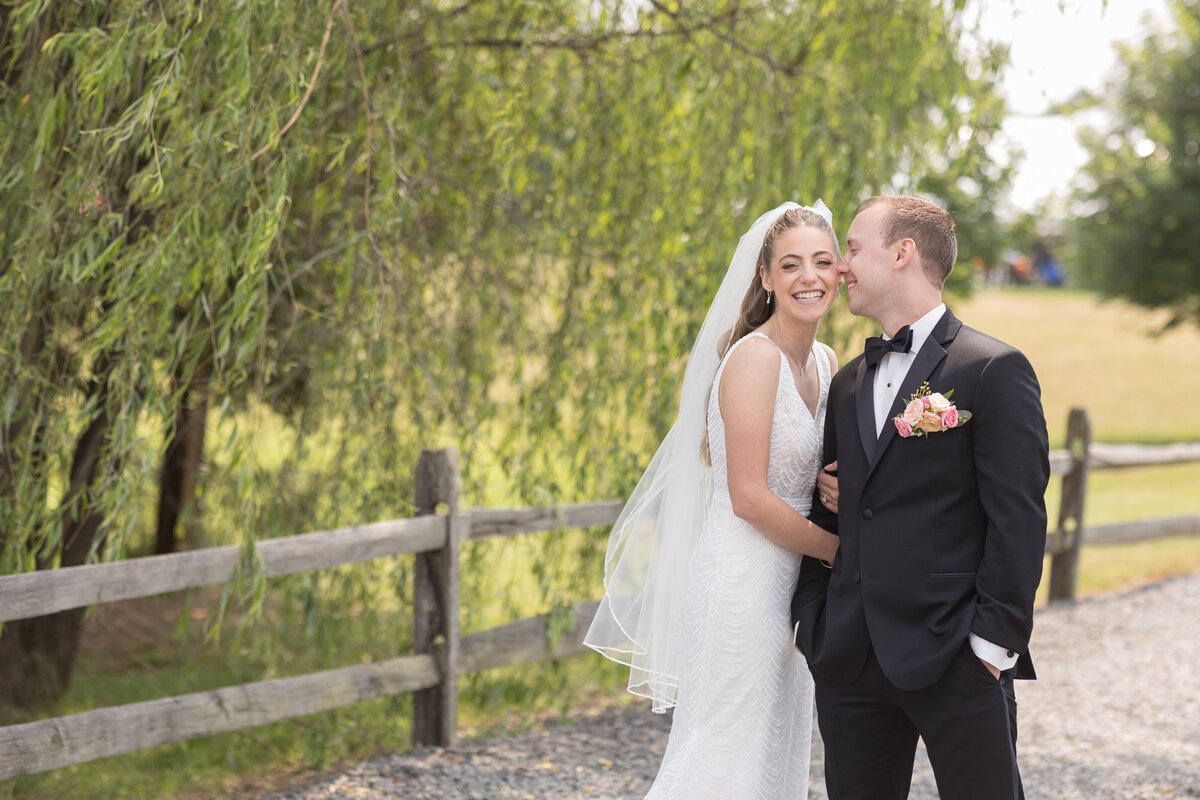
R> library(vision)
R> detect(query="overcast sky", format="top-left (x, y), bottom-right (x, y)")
top-left (978, 0), bottom-right (1173, 213)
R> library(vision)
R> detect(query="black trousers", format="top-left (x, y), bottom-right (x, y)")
top-left (814, 641), bottom-right (1024, 800)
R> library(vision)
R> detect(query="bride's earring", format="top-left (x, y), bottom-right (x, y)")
top-left (766, 290), bottom-right (773, 306)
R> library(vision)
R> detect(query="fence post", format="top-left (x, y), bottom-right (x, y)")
top-left (412, 448), bottom-right (464, 747)
top-left (1048, 408), bottom-right (1091, 602)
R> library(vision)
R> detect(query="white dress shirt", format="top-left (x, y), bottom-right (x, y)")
top-left (870, 303), bottom-right (1019, 673)
top-left (871, 303), bottom-right (946, 437)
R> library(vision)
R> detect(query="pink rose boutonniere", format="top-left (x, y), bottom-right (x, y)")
top-left (893, 382), bottom-right (972, 438)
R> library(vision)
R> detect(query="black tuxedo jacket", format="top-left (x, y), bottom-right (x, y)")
top-left (792, 309), bottom-right (1050, 691)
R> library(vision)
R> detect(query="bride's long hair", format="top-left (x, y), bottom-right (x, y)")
top-left (701, 207), bottom-right (840, 464)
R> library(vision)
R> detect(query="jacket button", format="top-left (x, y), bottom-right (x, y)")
top-left (854, 571), bottom-right (861, 583)
top-left (862, 508), bottom-right (874, 520)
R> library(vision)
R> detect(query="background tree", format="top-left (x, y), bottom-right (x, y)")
top-left (917, 62), bottom-right (1014, 294)
top-left (1067, 0), bottom-right (1200, 328)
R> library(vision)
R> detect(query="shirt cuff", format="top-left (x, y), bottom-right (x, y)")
top-left (968, 633), bottom-right (1019, 671)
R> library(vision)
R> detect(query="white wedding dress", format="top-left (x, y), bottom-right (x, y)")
top-left (644, 331), bottom-right (831, 800)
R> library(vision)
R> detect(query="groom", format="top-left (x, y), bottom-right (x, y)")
top-left (793, 195), bottom-right (1050, 800)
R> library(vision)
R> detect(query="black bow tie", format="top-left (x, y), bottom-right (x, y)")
top-left (864, 325), bottom-right (914, 367)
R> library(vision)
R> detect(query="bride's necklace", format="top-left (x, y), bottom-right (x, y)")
top-left (795, 353), bottom-right (810, 378)
top-left (769, 320), bottom-right (811, 377)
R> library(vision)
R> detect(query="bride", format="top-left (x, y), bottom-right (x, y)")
top-left (585, 201), bottom-right (842, 798)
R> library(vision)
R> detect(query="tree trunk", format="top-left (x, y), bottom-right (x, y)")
top-left (155, 364), bottom-right (209, 555)
top-left (0, 402), bottom-right (111, 711)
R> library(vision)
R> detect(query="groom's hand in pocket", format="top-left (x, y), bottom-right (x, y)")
top-left (980, 658), bottom-right (1001, 680)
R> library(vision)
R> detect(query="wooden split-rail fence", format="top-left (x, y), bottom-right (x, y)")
top-left (1, 408), bottom-right (1198, 779)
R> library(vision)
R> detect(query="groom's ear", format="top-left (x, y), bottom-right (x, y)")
top-left (893, 238), bottom-right (917, 271)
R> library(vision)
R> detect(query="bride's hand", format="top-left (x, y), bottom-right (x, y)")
top-left (816, 461), bottom-right (839, 513)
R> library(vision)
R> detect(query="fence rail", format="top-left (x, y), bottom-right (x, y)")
top-left (0, 516), bottom-right (447, 624)
top-left (1, 408), bottom-right (1198, 779)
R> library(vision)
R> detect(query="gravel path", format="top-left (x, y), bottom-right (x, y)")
top-left (256, 571), bottom-right (1200, 799)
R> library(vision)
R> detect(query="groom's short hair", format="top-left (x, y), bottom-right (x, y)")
top-left (859, 195), bottom-right (957, 288)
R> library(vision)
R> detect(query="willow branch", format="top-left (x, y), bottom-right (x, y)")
top-left (250, 0), bottom-right (344, 163)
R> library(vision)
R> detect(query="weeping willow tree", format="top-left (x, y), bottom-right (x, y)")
top-left (0, 0), bottom-right (1006, 723)
top-left (0, 0), bottom-right (295, 707)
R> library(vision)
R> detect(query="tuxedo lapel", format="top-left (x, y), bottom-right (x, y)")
top-left (854, 358), bottom-right (876, 462)
top-left (865, 311), bottom-right (963, 478)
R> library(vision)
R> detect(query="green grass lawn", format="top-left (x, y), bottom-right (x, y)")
top-left (952, 287), bottom-right (1200, 446)
top-left (3, 287), bottom-right (1199, 800)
